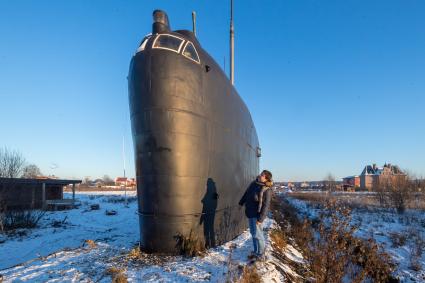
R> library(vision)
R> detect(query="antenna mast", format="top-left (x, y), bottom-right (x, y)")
top-left (230, 0), bottom-right (234, 85)
top-left (192, 11), bottom-right (196, 36)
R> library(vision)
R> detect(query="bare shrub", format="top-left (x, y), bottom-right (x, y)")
top-left (307, 200), bottom-right (396, 283)
top-left (306, 200), bottom-right (355, 282)
top-left (273, 195), bottom-right (395, 283)
top-left (389, 232), bottom-right (407, 248)
top-left (388, 178), bottom-right (411, 214)
top-left (407, 228), bottom-right (424, 272)
top-left (0, 147), bottom-right (26, 178)
top-left (349, 237), bottom-right (395, 283)
top-left (0, 209), bottom-right (45, 232)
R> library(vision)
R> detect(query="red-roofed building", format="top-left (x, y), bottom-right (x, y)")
top-left (114, 177), bottom-right (136, 187)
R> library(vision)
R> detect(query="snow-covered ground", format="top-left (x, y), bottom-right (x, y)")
top-left (287, 193), bottom-right (425, 282)
top-left (0, 191), bottom-right (303, 282)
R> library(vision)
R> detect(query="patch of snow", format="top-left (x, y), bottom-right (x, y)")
top-left (0, 191), bottom-right (304, 282)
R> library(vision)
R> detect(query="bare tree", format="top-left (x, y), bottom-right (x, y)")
top-left (0, 147), bottom-right (26, 178)
top-left (102, 175), bottom-right (114, 186)
top-left (82, 176), bottom-right (92, 185)
top-left (388, 175), bottom-right (411, 213)
top-left (374, 177), bottom-right (391, 208)
top-left (21, 164), bottom-right (42, 179)
top-left (324, 173), bottom-right (336, 192)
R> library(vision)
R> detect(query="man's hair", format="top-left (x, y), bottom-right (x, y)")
top-left (261, 170), bottom-right (272, 182)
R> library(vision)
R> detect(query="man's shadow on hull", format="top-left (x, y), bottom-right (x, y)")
top-left (200, 178), bottom-right (218, 248)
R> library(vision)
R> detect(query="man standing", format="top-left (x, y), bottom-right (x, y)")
top-left (239, 170), bottom-right (273, 261)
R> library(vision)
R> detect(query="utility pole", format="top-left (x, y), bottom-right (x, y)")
top-left (122, 136), bottom-right (128, 207)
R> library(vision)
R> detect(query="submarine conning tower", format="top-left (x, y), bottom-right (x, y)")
top-left (129, 10), bottom-right (260, 254)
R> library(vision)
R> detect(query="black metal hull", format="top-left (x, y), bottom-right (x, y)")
top-left (128, 17), bottom-right (259, 253)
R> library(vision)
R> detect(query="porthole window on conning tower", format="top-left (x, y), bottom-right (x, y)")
top-left (182, 42), bottom-right (200, 64)
top-left (152, 34), bottom-right (185, 53)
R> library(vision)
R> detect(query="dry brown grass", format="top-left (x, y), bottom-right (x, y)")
top-left (407, 228), bottom-right (424, 272)
top-left (288, 192), bottom-right (332, 204)
top-left (239, 266), bottom-right (261, 283)
top-left (127, 246), bottom-right (142, 260)
top-left (289, 186), bottom-right (425, 212)
top-left (273, 194), bottom-right (396, 283)
top-left (288, 192), bottom-right (380, 210)
top-left (270, 196), bottom-right (313, 282)
top-left (84, 239), bottom-right (97, 249)
top-left (270, 228), bottom-right (287, 250)
top-left (174, 229), bottom-right (205, 257)
top-left (105, 266), bottom-right (127, 283)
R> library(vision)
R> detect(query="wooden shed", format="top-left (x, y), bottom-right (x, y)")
top-left (0, 178), bottom-right (82, 210)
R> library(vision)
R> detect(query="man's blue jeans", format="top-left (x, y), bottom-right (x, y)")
top-left (248, 217), bottom-right (265, 256)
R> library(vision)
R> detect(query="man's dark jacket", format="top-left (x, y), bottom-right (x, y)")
top-left (238, 180), bottom-right (271, 222)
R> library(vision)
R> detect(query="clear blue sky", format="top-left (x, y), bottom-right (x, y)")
top-left (1, 1), bottom-right (424, 181)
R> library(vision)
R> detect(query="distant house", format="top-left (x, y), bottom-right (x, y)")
top-left (359, 163), bottom-right (406, 191)
top-left (94, 179), bottom-right (104, 187)
top-left (115, 177), bottom-right (127, 186)
top-left (342, 176), bottom-right (360, 191)
top-left (127, 178), bottom-right (136, 187)
top-left (0, 177), bottom-right (82, 210)
top-left (114, 177), bottom-right (136, 187)
top-left (300, 182), bottom-right (309, 188)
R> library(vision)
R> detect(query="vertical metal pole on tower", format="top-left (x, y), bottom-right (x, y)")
top-left (192, 11), bottom-right (197, 36)
top-left (230, 0), bottom-right (234, 85)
